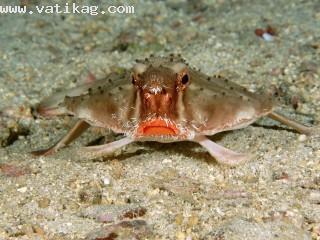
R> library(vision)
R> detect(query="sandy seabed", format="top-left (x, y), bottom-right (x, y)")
top-left (0, 0), bottom-right (320, 239)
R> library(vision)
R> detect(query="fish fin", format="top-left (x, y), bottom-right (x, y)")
top-left (79, 137), bottom-right (134, 159)
top-left (31, 120), bottom-right (90, 156)
top-left (268, 111), bottom-right (316, 135)
top-left (193, 135), bottom-right (251, 165)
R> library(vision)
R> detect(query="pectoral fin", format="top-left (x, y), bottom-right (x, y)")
top-left (192, 135), bottom-right (250, 165)
top-left (32, 120), bottom-right (90, 156)
top-left (268, 111), bottom-right (316, 135)
top-left (78, 137), bottom-right (134, 159)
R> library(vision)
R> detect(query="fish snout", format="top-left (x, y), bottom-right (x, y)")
top-left (143, 90), bottom-right (172, 114)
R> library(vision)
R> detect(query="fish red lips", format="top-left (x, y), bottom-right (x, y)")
top-left (136, 118), bottom-right (179, 136)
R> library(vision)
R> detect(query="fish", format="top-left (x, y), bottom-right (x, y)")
top-left (31, 55), bottom-right (317, 165)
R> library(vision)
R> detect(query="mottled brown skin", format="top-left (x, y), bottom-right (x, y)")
top-left (32, 55), bottom-right (316, 165)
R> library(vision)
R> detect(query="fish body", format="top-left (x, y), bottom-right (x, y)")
top-left (33, 55), bottom-right (315, 165)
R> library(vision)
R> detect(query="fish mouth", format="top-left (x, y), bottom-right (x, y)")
top-left (136, 118), bottom-right (179, 137)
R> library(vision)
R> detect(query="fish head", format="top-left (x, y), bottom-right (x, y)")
top-left (131, 60), bottom-right (192, 141)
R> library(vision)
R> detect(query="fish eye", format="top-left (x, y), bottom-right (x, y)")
top-left (131, 75), bottom-right (136, 84)
top-left (181, 74), bottom-right (189, 84)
